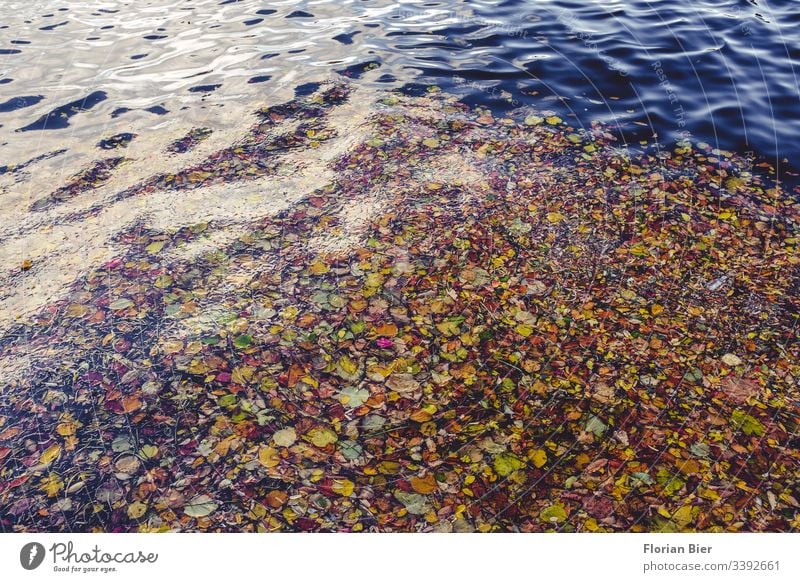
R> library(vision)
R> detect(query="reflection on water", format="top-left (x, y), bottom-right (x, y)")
top-left (2, 0), bottom-right (799, 181)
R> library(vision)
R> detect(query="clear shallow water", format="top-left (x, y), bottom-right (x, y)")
top-left (0, 0), bottom-right (799, 184)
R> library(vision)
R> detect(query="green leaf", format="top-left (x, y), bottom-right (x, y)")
top-left (109, 298), bottom-right (134, 311)
top-left (339, 440), bottom-right (363, 461)
top-left (218, 394), bottom-right (237, 407)
top-left (394, 491), bottom-right (431, 515)
top-left (731, 410), bottom-right (765, 436)
top-left (493, 452), bottom-right (524, 477)
top-left (690, 442), bottom-right (711, 459)
top-left (337, 385), bottom-right (370, 408)
top-left (540, 503), bottom-right (567, 523)
top-left (585, 415), bottom-right (607, 436)
top-left (233, 334), bottom-right (253, 348)
top-left (184, 495), bottom-right (218, 518)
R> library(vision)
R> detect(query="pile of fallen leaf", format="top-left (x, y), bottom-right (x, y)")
top-left (0, 84), bottom-right (798, 532)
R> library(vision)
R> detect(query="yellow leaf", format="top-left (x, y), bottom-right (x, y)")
top-left (127, 501), bottom-right (148, 519)
top-left (378, 461), bottom-right (402, 474)
top-left (332, 479), bottom-right (355, 497)
top-left (651, 304), bottom-right (664, 316)
top-left (307, 428), bottom-right (338, 448)
top-left (231, 365), bottom-right (255, 384)
top-left (337, 356), bottom-right (358, 377)
top-left (39, 444), bottom-right (62, 466)
top-left (435, 319), bottom-right (462, 337)
top-left (309, 261), bottom-right (329, 275)
top-left (672, 505), bottom-right (694, 528)
top-left (545, 116), bottom-right (562, 125)
top-left (494, 453), bottom-right (524, 476)
top-left (546, 211), bottom-right (565, 224)
top-left (528, 448), bottom-right (547, 468)
top-left (65, 303), bottom-right (90, 318)
top-left (56, 421), bottom-right (77, 437)
top-left (39, 473), bottom-right (64, 497)
top-left (258, 446), bottom-right (280, 468)
top-left (514, 323), bottom-right (533, 337)
top-left (584, 518), bottom-right (600, 531)
top-left (187, 170), bottom-right (211, 183)
top-left (657, 507), bottom-right (672, 519)
top-left (145, 241), bottom-right (165, 254)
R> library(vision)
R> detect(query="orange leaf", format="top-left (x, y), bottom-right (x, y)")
top-left (409, 409), bottom-right (433, 422)
top-left (122, 395), bottom-right (142, 414)
top-left (410, 474), bottom-right (438, 494)
top-left (266, 490), bottom-right (288, 508)
top-left (287, 364), bottom-right (305, 388)
top-left (374, 323), bottom-right (399, 337)
top-left (349, 299), bottom-right (368, 313)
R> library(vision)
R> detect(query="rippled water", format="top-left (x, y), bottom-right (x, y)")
top-left (1, 0), bottom-right (799, 182)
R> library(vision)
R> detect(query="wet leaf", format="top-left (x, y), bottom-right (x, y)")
top-left (494, 452), bottom-right (524, 476)
top-left (540, 503), bottom-right (567, 523)
top-left (307, 428), bottom-right (337, 448)
top-left (272, 428), bottom-right (297, 447)
top-left (109, 298), bottom-right (134, 311)
top-left (528, 449), bottom-right (547, 468)
top-left (410, 474), bottom-right (438, 494)
top-left (332, 479), bottom-right (355, 497)
top-left (127, 501), bottom-right (148, 519)
top-left (184, 495), bottom-right (218, 518)
top-left (394, 491), bottom-right (430, 515)
top-left (39, 444), bottom-right (62, 466)
top-left (258, 446), bottom-right (280, 467)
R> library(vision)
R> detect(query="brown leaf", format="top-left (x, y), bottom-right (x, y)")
top-left (721, 376), bottom-right (759, 404)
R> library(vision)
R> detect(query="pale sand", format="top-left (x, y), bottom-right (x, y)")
top-left (0, 85), bottom-right (371, 330)
top-left (0, 85), bottom-right (494, 381)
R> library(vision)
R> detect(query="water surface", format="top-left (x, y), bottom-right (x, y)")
top-left (1, 0), bottom-right (798, 183)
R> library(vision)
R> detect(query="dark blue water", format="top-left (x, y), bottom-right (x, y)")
top-left (381, 0), bottom-right (800, 183)
top-left (2, 0), bottom-right (798, 185)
